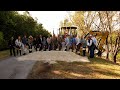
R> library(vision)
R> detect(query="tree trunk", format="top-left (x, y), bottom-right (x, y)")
top-left (113, 36), bottom-right (120, 63)
top-left (106, 36), bottom-right (109, 60)
top-left (113, 52), bottom-right (117, 63)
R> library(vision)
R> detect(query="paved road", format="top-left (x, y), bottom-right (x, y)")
top-left (0, 51), bottom-right (90, 79)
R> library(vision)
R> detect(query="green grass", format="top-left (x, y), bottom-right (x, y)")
top-left (117, 53), bottom-right (120, 60)
top-left (0, 50), bottom-right (10, 60)
top-left (27, 56), bottom-right (120, 79)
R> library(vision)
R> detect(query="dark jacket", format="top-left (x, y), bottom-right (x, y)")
top-left (22, 37), bottom-right (28, 45)
top-left (38, 37), bottom-right (43, 44)
top-left (8, 39), bottom-right (16, 47)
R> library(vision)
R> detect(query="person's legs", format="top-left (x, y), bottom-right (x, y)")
top-left (82, 47), bottom-right (86, 56)
top-left (13, 47), bottom-right (16, 56)
top-left (90, 48), bottom-right (92, 58)
top-left (10, 47), bottom-right (12, 56)
top-left (36, 44), bottom-right (37, 51)
top-left (41, 44), bottom-right (43, 50)
top-left (30, 45), bottom-right (32, 52)
top-left (39, 44), bottom-right (42, 51)
top-left (90, 47), bottom-right (94, 58)
top-left (19, 50), bottom-right (21, 56)
top-left (44, 45), bottom-right (46, 51)
top-left (60, 43), bottom-right (62, 51)
top-left (67, 44), bottom-right (70, 51)
top-left (83, 50), bottom-right (86, 56)
top-left (72, 44), bottom-right (73, 52)
top-left (29, 45), bottom-right (32, 53)
top-left (93, 48), bottom-right (95, 58)
top-left (17, 48), bottom-right (19, 56)
top-left (76, 45), bottom-right (78, 53)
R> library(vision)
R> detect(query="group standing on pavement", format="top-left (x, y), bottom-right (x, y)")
top-left (8, 34), bottom-right (98, 58)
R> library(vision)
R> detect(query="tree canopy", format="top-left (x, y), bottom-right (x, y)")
top-left (0, 11), bottom-right (51, 50)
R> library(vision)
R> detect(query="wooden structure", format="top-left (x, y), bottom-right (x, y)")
top-left (59, 26), bottom-right (77, 36)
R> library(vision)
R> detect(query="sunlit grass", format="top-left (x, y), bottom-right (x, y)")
top-left (27, 56), bottom-right (120, 79)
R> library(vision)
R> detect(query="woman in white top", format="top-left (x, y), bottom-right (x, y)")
top-left (15, 36), bottom-right (22, 56)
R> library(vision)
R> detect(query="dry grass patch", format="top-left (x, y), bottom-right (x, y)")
top-left (27, 56), bottom-right (120, 79)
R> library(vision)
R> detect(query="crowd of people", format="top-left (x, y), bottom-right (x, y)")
top-left (8, 34), bottom-right (98, 58)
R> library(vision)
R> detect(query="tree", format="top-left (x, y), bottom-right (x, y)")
top-left (0, 11), bottom-right (51, 50)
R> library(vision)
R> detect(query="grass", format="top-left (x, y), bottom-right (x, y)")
top-left (0, 50), bottom-right (10, 60)
top-left (117, 53), bottom-right (120, 61)
top-left (27, 56), bottom-right (120, 79)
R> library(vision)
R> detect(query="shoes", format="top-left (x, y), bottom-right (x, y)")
top-left (23, 53), bottom-right (26, 55)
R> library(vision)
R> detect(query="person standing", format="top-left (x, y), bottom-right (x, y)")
top-left (87, 35), bottom-right (95, 58)
top-left (47, 36), bottom-right (52, 51)
top-left (61, 35), bottom-right (65, 51)
top-left (33, 37), bottom-right (37, 50)
top-left (81, 36), bottom-right (87, 56)
top-left (71, 35), bottom-right (76, 52)
top-left (8, 37), bottom-right (16, 56)
top-left (39, 35), bottom-right (43, 51)
top-left (91, 34), bottom-right (98, 49)
top-left (15, 36), bottom-right (22, 56)
top-left (42, 37), bottom-right (47, 51)
top-left (22, 35), bottom-right (28, 55)
top-left (57, 35), bottom-right (62, 51)
top-left (65, 35), bottom-right (70, 51)
top-left (75, 36), bottom-right (81, 53)
top-left (52, 34), bottom-right (57, 50)
top-left (28, 35), bottom-right (33, 53)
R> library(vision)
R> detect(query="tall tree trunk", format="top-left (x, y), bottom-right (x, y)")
top-left (113, 52), bottom-right (117, 63)
top-left (113, 36), bottom-right (120, 63)
top-left (106, 36), bottom-right (109, 60)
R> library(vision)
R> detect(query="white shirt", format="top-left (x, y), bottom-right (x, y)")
top-left (47, 38), bottom-right (51, 44)
top-left (87, 39), bottom-right (92, 46)
top-left (91, 37), bottom-right (97, 46)
top-left (76, 37), bottom-right (80, 45)
top-left (15, 39), bottom-right (22, 47)
top-left (65, 37), bottom-right (70, 46)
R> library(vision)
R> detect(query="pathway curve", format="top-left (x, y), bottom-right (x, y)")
top-left (0, 51), bottom-right (90, 79)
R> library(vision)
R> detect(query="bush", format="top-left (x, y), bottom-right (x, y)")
top-left (0, 39), bottom-right (8, 51)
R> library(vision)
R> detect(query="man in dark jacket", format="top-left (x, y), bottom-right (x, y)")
top-left (8, 37), bottom-right (16, 56)
top-left (22, 35), bottom-right (28, 55)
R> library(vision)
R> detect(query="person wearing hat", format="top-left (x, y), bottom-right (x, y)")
top-left (87, 35), bottom-right (96, 58)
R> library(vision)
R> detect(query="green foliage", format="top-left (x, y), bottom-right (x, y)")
top-left (0, 11), bottom-right (51, 50)
top-left (117, 53), bottom-right (120, 61)
top-left (0, 32), bottom-right (8, 51)
top-left (0, 32), bottom-right (3, 41)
